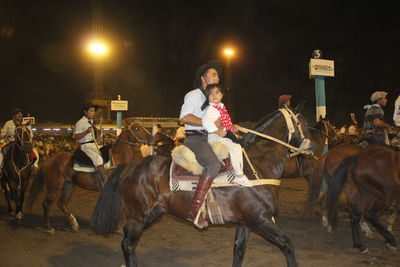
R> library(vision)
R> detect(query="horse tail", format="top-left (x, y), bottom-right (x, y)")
top-left (90, 163), bottom-right (127, 235)
top-left (305, 156), bottom-right (326, 218)
top-left (27, 167), bottom-right (45, 211)
top-left (327, 155), bottom-right (356, 228)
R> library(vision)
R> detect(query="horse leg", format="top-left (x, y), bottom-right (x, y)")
top-left (121, 219), bottom-right (144, 267)
top-left (251, 216), bottom-right (297, 267)
top-left (57, 180), bottom-right (78, 232)
top-left (349, 209), bottom-right (367, 253)
top-left (232, 225), bottom-right (250, 267)
top-left (365, 212), bottom-right (397, 253)
top-left (15, 188), bottom-right (26, 220)
top-left (386, 205), bottom-right (397, 232)
top-left (2, 180), bottom-right (14, 214)
top-left (42, 190), bottom-right (58, 234)
top-left (360, 219), bottom-right (374, 238)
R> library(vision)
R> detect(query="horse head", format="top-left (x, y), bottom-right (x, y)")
top-left (14, 125), bottom-right (33, 153)
top-left (314, 116), bottom-right (338, 145)
top-left (125, 121), bottom-right (153, 145)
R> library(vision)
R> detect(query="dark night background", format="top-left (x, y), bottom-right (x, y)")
top-left (1, 0), bottom-right (399, 125)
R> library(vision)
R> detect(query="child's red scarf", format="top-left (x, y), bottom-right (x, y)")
top-left (213, 104), bottom-right (233, 131)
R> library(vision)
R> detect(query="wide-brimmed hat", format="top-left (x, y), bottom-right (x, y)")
top-left (278, 95), bottom-right (292, 104)
top-left (370, 91), bottom-right (388, 102)
top-left (82, 103), bottom-right (99, 112)
top-left (11, 108), bottom-right (23, 117)
top-left (192, 60), bottom-right (222, 89)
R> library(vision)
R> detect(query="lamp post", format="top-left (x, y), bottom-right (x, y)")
top-left (224, 48), bottom-right (235, 119)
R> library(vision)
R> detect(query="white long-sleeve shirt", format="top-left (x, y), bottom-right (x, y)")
top-left (179, 88), bottom-right (206, 131)
top-left (202, 103), bottom-right (225, 133)
top-left (394, 95), bottom-right (400, 126)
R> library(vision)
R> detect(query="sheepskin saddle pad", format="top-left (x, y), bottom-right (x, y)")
top-left (170, 142), bottom-right (236, 192)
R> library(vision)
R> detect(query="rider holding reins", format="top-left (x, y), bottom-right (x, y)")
top-left (73, 103), bottom-right (107, 189)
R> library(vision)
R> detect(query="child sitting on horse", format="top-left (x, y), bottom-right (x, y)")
top-left (202, 83), bottom-right (252, 187)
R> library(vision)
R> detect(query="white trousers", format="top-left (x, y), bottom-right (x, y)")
top-left (81, 143), bottom-right (103, 167)
top-left (208, 134), bottom-right (244, 176)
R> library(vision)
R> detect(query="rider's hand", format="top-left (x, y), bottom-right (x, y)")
top-left (86, 127), bottom-right (93, 134)
top-left (215, 118), bottom-right (223, 129)
top-left (232, 124), bottom-right (240, 134)
top-left (215, 129), bottom-right (227, 137)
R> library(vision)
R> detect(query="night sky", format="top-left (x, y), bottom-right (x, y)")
top-left (1, 0), bottom-right (399, 126)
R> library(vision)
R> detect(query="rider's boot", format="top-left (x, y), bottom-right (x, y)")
top-left (95, 164), bottom-right (108, 190)
top-left (188, 174), bottom-right (214, 228)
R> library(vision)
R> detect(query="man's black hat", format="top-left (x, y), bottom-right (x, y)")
top-left (11, 108), bottom-right (23, 117)
top-left (82, 103), bottom-right (99, 112)
top-left (192, 60), bottom-right (222, 89)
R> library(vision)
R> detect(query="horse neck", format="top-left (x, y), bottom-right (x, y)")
top-left (309, 128), bottom-right (328, 156)
top-left (111, 131), bottom-right (141, 163)
top-left (10, 144), bottom-right (29, 168)
top-left (245, 118), bottom-right (291, 179)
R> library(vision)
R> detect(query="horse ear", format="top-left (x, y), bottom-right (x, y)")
top-left (294, 100), bottom-right (306, 114)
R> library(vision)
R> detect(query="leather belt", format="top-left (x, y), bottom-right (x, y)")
top-left (80, 140), bottom-right (95, 144)
top-left (185, 130), bottom-right (208, 136)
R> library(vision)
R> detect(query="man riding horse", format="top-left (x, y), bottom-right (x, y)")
top-left (0, 108), bottom-right (36, 176)
top-left (179, 60), bottom-right (228, 228)
top-left (73, 103), bottom-right (107, 189)
top-left (363, 91), bottom-right (389, 145)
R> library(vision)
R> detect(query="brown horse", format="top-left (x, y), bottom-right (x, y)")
top-left (1, 124), bottom-right (34, 219)
top-left (28, 122), bottom-right (150, 233)
top-left (91, 109), bottom-right (314, 267)
top-left (327, 145), bottom-right (400, 253)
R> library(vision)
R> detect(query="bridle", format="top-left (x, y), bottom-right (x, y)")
top-left (11, 125), bottom-right (33, 190)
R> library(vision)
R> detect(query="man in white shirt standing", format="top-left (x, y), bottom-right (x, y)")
top-left (73, 103), bottom-right (106, 189)
top-left (179, 60), bottom-right (222, 228)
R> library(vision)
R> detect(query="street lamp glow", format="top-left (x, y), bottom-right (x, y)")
top-left (88, 42), bottom-right (107, 55)
top-left (224, 49), bottom-right (234, 56)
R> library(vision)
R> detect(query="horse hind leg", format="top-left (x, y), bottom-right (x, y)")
top-left (57, 180), bottom-right (78, 232)
top-left (42, 190), bottom-right (59, 234)
top-left (121, 219), bottom-right (145, 267)
top-left (365, 211), bottom-right (397, 253)
top-left (349, 209), bottom-right (367, 253)
top-left (386, 205), bottom-right (398, 232)
top-left (232, 225), bottom-right (250, 267)
top-left (251, 216), bottom-right (298, 267)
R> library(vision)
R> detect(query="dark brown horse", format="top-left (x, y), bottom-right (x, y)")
top-left (28, 122), bottom-right (150, 234)
top-left (91, 109), bottom-right (314, 267)
top-left (327, 145), bottom-right (400, 253)
top-left (1, 124), bottom-right (34, 219)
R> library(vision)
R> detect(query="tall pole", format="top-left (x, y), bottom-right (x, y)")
top-left (315, 76), bottom-right (326, 122)
top-left (224, 49), bottom-right (235, 120)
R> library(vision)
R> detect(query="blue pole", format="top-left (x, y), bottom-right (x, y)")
top-left (315, 75), bottom-right (329, 192)
top-left (117, 111), bottom-right (122, 129)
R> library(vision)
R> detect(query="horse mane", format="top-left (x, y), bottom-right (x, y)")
top-left (242, 110), bottom-right (282, 146)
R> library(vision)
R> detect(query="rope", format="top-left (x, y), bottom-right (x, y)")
top-left (242, 147), bottom-right (260, 180)
top-left (238, 126), bottom-right (309, 153)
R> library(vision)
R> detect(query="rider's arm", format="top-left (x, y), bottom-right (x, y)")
top-left (179, 114), bottom-right (202, 126)
top-left (73, 127), bottom-right (91, 141)
top-left (203, 107), bottom-right (226, 137)
top-left (179, 90), bottom-right (203, 126)
top-left (373, 118), bottom-right (389, 128)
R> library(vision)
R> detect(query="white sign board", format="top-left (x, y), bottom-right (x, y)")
top-left (309, 59), bottom-right (335, 77)
top-left (22, 117), bottom-right (35, 125)
top-left (111, 100), bottom-right (128, 111)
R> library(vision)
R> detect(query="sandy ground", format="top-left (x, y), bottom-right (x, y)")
top-left (0, 178), bottom-right (398, 267)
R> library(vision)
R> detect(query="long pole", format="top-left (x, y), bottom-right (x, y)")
top-left (116, 95), bottom-right (122, 136)
top-left (226, 55), bottom-right (235, 120)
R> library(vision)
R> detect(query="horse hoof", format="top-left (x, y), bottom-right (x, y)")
top-left (47, 229), bottom-right (56, 235)
top-left (360, 248), bottom-right (369, 254)
top-left (327, 225), bottom-right (334, 234)
top-left (68, 215), bottom-right (79, 232)
top-left (387, 225), bottom-right (393, 232)
top-left (386, 243), bottom-right (398, 254)
top-left (15, 212), bottom-right (23, 220)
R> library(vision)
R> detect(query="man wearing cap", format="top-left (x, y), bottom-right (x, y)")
top-left (73, 103), bottom-right (106, 189)
top-left (0, 108), bottom-right (34, 176)
top-left (278, 95), bottom-right (292, 109)
top-left (363, 91), bottom-right (389, 145)
top-left (393, 94), bottom-right (400, 127)
top-left (179, 60), bottom-right (222, 228)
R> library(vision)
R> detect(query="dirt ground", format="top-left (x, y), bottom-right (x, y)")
top-left (0, 178), bottom-right (398, 267)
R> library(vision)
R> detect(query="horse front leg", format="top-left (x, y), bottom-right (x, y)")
top-left (250, 215), bottom-right (298, 267)
top-left (121, 218), bottom-right (144, 267)
top-left (1, 180), bottom-right (14, 215)
top-left (232, 225), bottom-right (250, 267)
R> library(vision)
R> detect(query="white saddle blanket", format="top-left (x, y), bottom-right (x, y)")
top-left (73, 160), bottom-right (112, 173)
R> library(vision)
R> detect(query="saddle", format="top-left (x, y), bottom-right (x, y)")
top-left (72, 145), bottom-right (112, 172)
top-left (169, 143), bottom-right (236, 192)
